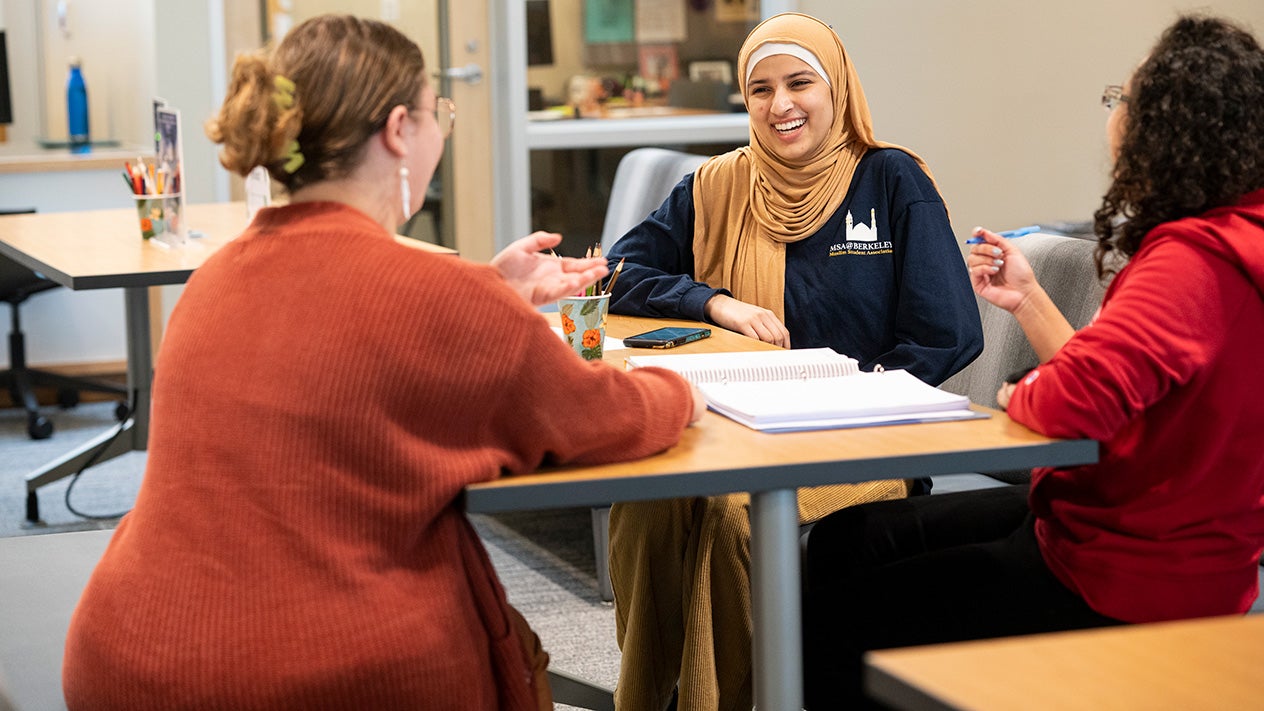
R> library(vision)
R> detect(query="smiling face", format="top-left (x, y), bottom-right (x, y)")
top-left (745, 53), bottom-right (835, 164)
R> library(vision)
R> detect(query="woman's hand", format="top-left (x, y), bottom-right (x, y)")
top-left (966, 227), bottom-right (1039, 314)
top-left (968, 227), bottom-right (1075, 361)
top-left (688, 384), bottom-right (708, 425)
top-left (996, 381), bottom-right (1017, 411)
top-left (491, 232), bottom-right (608, 307)
top-left (704, 294), bottom-right (791, 348)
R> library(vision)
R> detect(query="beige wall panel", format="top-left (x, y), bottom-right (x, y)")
top-left (37, 0), bottom-right (155, 145)
top-left (797, 0), bottom-right (1264, 240)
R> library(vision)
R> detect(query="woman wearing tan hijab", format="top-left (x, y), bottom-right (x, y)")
top-left (604, 13), bottom-right (982, 710)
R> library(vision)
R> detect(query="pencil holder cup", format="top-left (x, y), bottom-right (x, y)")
top-left (558, 293), bottom-right (609, 361)
top-left (133, 195), bottom-right (167, 240)
top-left (133, 192), bottom-right (183, 242)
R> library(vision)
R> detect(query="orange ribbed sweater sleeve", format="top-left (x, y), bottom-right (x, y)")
top-left (62, 203), bottom-right (693, 710)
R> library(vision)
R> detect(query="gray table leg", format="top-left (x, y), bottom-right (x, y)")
top-left (591, 505), bottom-right (614, 602)
top-left (22, 286), bottom-right (152, 522)
top-left (750, 488), bottom-right (803, 711)
top-left (122, 286), bottom-right (151, 446)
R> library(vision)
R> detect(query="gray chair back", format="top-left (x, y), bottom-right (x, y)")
top-left (600, 147), bottom-right (710, 253)
top-left (589, 148), bottom-right (708, 603)
top-left (941, 232), bottom-right (1110, 409)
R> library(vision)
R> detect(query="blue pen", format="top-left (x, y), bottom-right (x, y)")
top-left (965, 225), bottom-right (1041, 244)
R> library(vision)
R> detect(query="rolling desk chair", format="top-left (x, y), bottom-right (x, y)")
top-left (592, 148), bottom-right (710, 601)
top-left (937, 228), bottom-right (1110, 488)
top-left (1, 208), bottom-right (128, 440)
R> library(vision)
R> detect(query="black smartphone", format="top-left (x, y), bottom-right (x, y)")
top-left (623, 326), bottom-right (712, 349)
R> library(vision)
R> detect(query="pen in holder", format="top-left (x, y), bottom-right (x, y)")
top-left (125, 157), bottom-right (186, 247)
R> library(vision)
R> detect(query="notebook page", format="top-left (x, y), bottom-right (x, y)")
top-left (698, 369), bottom-right (970, 428)
top-left (625, 347), bottom-right (859, 384)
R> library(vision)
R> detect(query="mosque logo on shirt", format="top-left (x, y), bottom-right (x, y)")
top-left (830, 208), bottom-right (893, 256)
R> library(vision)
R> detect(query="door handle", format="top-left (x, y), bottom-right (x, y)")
top-left (437, 64), bottom-right (484, 85)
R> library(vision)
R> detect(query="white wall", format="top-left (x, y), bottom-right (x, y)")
top-left (1, 0), bottom-right (228, 369)
top-left (3, 1), bottom-right (438, 369)
top-left (0, 0), bottom-right (157, 370)
top-left (155, 0), bottom-right (230, 207)
top-left (1, 0), bottom-right (42, 146)
top-left (152, 0), bottom-right (232, 327)
top-left (36, 0), bottom-right (156, 146)
top-left (0, 170), bottom-right (130, 369)
top-left (798, 0), bottom-right (1264, 239)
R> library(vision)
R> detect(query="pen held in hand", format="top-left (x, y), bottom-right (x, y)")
top-left (965, 225), bottom-right (1041, 244)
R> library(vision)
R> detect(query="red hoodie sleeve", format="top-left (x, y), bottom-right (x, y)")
top-left (1007, 232), bottom-right (1247, 440)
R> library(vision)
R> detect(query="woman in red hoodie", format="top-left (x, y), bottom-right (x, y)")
top-left (803, 14), bottom-right (1264, 708)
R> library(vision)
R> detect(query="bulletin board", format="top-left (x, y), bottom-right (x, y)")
top-left (582, 0), bottom-right (756, 73)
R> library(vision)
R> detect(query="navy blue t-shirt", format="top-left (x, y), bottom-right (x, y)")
top-left (606, 148), bottom-right (982, 386)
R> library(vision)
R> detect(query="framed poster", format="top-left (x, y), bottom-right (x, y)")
top-left (688, 60), bottom-right (733, 86)
top-left (153, 103), bottom-right (187, 246)
top-left (638, 44), bottom-right (680, 89)
top-left (585, 0), bottom-right (634, 44)
top-left (715, 0), bottom-right (759, 23)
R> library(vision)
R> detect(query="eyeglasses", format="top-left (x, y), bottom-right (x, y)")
top-left (1101, 85), bottom-right (1129, 111)
top-left (431, 97), bottom-right (456, 138)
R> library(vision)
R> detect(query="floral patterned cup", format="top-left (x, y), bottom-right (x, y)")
top-left (133, 195), bottom-right (167, 240)
top-left (557, 294), bottom-right (610, 361)
top-left (133, 193), bottom-right (183, 245)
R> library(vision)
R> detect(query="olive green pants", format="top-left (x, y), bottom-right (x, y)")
top-left (609, 480), bottom-right (910, 711)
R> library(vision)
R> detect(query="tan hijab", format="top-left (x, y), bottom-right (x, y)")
top-left (692, 13), bottom-right (937, 321)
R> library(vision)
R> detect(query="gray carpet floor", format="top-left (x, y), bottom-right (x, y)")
top-left (0, 401), bottom-right (621, 709)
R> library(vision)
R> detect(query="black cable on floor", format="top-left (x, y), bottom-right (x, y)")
top-left (63, 399), bottom-right (134, 521)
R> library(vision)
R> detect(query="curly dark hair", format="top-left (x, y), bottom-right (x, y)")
top-left (1093, 15), bottom-right (1264, 277)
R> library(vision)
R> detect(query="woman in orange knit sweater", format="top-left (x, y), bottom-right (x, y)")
top-left (62, 15), bottom-right (704, 710)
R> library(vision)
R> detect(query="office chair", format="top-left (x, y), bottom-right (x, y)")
top-left (1, 209), bottom-right (128, 440)
top-left (591, 148), bottom-right (710, 601)
top-left (936, 228), bottom-right (1111, 489)
top-left (600, 147), bottom-right (710, 253)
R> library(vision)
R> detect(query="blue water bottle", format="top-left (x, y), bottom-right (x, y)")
top-left (66, 57), bottom-right (90, 147)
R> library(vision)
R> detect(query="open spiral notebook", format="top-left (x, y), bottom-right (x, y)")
top-left (626, 348), bottom-right (983, 432)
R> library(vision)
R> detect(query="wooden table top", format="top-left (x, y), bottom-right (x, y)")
top-left (465, 315), bottom-right (1098, 513)
top-left (0, 201), bottom-right (454, 290)
top-left (866, 613), bottom-right (1264, 710)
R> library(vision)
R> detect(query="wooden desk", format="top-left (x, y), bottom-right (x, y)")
top-left (866, 614), bottom-right (1264, 710)
top-left (0, 202), bottom-right (453, 523)
top-left (467, 315), bottom-right (1100, 711)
